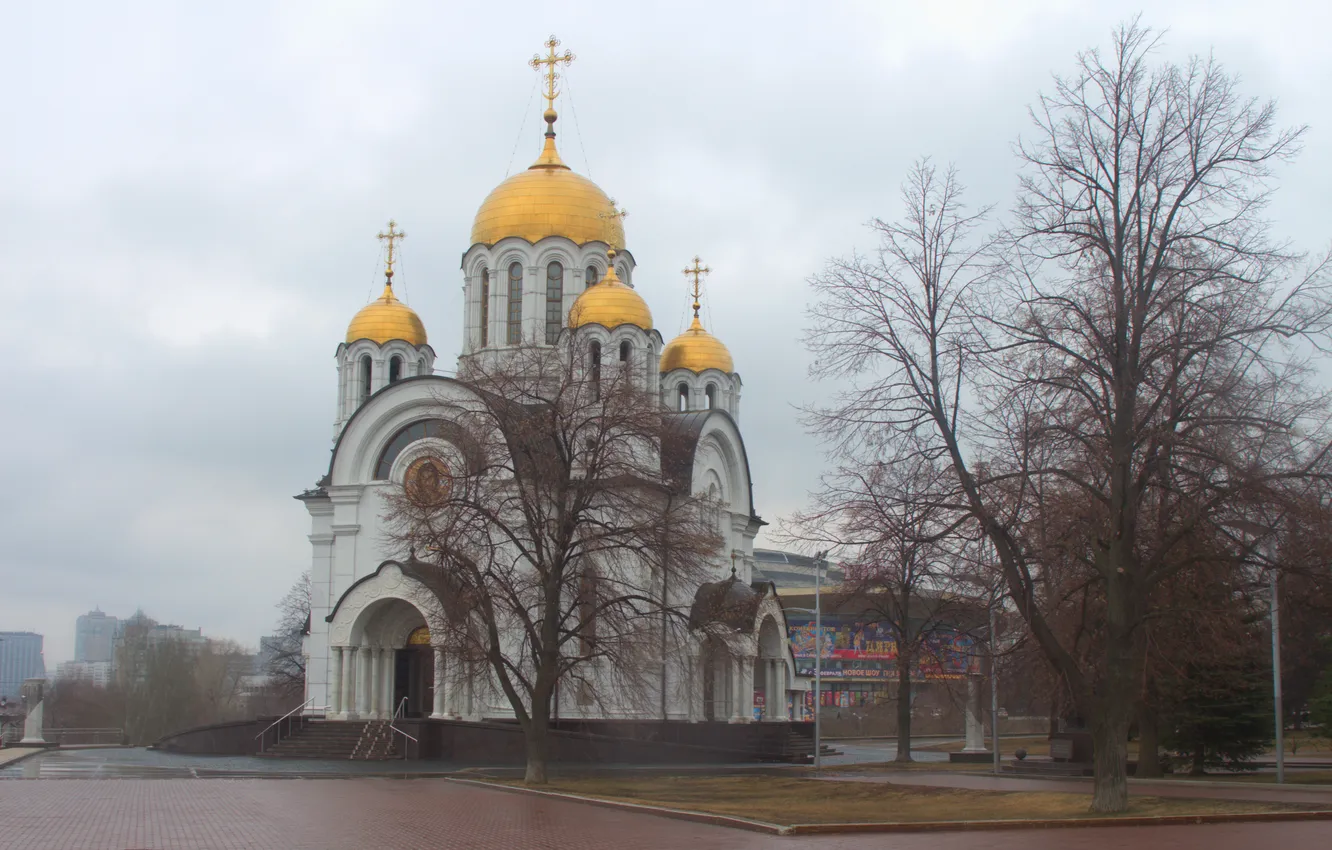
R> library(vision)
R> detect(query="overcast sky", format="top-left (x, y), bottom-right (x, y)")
top-left (3, 1), bottom-right (1329, 665)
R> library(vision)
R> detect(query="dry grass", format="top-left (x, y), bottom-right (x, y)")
top-left (495, 774), bottom-right (1319, 825)
top-left (1163, 771), bottom-right (1332, 786)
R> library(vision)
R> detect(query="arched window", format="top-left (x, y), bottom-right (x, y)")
top-left (359, 355), bottom-right (373, 405)
top-left (389, 356), bottom-right (402, 384)
top-left (374, 419), bottom-right (447, 479)
top-left (545, 261), bottom-right (564, 344)
top-left (479, 268), bottom-right (490, 346)
top-left (418, 358), bottom-right (427, 375)
top-left (589, 341), bottom-right (602, 400)
top-left (619, 340), bottom-right (631, 363)
top-left (677, 382), bottom-right (689, 411)
top-left (585, 264), bottom-right (598, 289)
top-left (507, 262), bottom-right (523, 344)
top-left (705, 383), bottom-right (717, 409)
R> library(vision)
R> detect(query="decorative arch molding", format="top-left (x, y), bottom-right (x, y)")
top-left (325, 561), bottom-right (448, 648)
top-left (329, 375), bottom-right (481, 485)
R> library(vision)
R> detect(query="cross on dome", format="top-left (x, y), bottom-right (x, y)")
top-left (683, 255), bottom-right (712, 318)
top-left (377, 219), bottom-right (406, 281)
top-left (530, 35), bottom-right (575, 116)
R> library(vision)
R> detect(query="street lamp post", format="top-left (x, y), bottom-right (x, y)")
top-left (989, 599), bottom-right (1000, 775)
top-left (787, 552), bottom-right (828, 769)
top-left (1270, 567), bottom-right (1284, 784)
top-left (814, 551), bottom-right (826, 770)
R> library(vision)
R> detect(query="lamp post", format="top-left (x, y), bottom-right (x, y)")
top-left (1270, 566), bottom-right (1284, 784)
top-left (814, 550), bottom-right (825, 769)
top-left (989, 598), bottom-right (1000, 775)
top-left (787, 550), bottom-right (828, 769)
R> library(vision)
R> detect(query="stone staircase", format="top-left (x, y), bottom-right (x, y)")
top-left (262, 720), bottom-right (400, 760)
top-left (350, 721), bottom-right (400, 760)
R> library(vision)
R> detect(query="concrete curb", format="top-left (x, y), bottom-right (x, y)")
top-left (0, 748), bottom-right (50, 769)
top-left (455, 777), bottom-right (1332, 836)
top-left (447, 778), bottom-right (786, 834)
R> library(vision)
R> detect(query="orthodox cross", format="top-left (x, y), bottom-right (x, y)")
top-left (598, 200), bottom-right (628, 249)
top-left (683, 255), bottom-right (711, 317)
top-left (530, 35), bottom-right (575, 112)
top-left (378, 220), bottom-right (406, 279)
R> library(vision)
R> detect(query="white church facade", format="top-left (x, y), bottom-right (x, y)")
top-left (296, 41), bottom-right (800, 731)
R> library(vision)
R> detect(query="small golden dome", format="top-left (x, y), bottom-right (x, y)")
top-left (568, 260), bottom-right (652, 330)
top-left (470, 133), bottom-right (625, 249)
top-left (346, 282), bottom-right (428, 346)
top-left (660, 316), bottom-right (734, 373)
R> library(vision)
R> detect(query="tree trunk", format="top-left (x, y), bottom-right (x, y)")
top-left (1089, 693), bottom-right (1132, 813)
top-left (895, 653), bottom-right (913, 763)
top-left (1136, 702), bottom-right (1161, 778)
top-left (524, 711), bottom-right (550, 784)
top-left (1190, 744), bottom-right (1206, 777)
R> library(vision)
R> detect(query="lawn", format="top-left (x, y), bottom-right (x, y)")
top-left (495, 774), bottom-right (1320, 825)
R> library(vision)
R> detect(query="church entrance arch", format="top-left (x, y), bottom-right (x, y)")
top-left (325, 562), bottom-right (449, 721)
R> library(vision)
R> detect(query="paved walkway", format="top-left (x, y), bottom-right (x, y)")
top-left (823, 769), bottom-right (1332, 806)
top-left (2, 777), bottom-right (1331, 850)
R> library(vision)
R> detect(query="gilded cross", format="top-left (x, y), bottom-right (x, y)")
top-left (598, 199), bottom-right (628, 246)
top-left (377, 219), bottom-right (406, 278)
top-left (530, 35), bottom-right (575, 112)
top-left (683, 256), bottom-right (711, 316)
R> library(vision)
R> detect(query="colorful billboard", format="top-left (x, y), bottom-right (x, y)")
top-left (787, 617), bottom-right (975, 681)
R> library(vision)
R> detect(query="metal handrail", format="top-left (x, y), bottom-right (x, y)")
top-left (389, 696), bottom-right (418, 743)
top-left (256, 697), bottom-right (319, 740)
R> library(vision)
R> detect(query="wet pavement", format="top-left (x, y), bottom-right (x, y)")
top-left (2, 775), bottom-right (1330, 850)
top-left (0, 747), bottom-right (470, 779)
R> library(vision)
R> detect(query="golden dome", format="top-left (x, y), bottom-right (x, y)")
top-left (346, 282), bottom-right (428, 346)
top-left (470, 132), bottom-right (625, 249)
top-left (660, 316), bottom-right (734, 373)
top-left (568, 259), bottom-right (652, 330)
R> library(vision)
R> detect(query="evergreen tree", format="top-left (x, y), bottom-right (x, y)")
top-left (1161, 651), bottom-right (1272, 773)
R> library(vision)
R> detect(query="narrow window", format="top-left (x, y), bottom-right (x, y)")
top-left (479, 268), bottom-right (489, 347)
top-left (418, 358), bottom-right (427, 375)
top-left (590, 342), bottom-right (601, 400)
top-left (389, 356), bottom-right (402, 384)
top-left (619, 340), bottom-right (630, 363)
top-left (507, 262), bottom-right (523, 344)
top-left (545, 261), bottom-right (564, 344)
top-left (585, 264), bottom-right (598, 290)
top-left (677, 382), bottom-right (689, 411)
top-left (359, 355), bottom-right (372, 404)
top-left (705, 383), bottom-right (717, 409)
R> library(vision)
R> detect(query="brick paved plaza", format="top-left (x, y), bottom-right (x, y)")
top-left (1, 776), bottom-right (1330, 850)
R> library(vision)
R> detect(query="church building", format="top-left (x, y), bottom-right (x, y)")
top-left (297, 39), bottom-right (799, 732)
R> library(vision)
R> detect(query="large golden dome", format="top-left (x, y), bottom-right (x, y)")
top-left (568, 260), bottom-right (652, 330)
top-left (346, 283), bottom-right (428, 346)
top-left (660, 316), bottom-right (734, 373)
top-left (470, 131), bottom-right (625, 249)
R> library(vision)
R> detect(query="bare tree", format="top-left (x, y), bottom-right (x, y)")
top-left (790, 449), bottom-right (974, 760)
top-left (384, 334), bottom-right (723, 783)
top-left (808, 21), bottom-right (1331, 812)
top-left (266, 572), bottom-right (310, 701)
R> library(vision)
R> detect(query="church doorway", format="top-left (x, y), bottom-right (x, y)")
top-left (393, 626), bottom-right (435, 718)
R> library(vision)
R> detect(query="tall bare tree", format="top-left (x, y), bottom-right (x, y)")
top-left (807, 21), bottom-right (1331, 812)
top-left (790, 449), bottom-right (974, 760)
top-left (385, 335), bottom-right (723, 783)
top-left (266, 572), bottom-right (310, 701)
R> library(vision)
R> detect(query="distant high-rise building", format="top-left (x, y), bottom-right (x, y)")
top-left (55, 660), bottom-right (113, 688)
top-left (75, 608), bottom-right (118, 663)
top-left (0, 631), bottom-right (45, 701)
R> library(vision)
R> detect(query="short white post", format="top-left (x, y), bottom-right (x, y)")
top-left (962, 675), bottom-right (987, 752)
top-left (328, 647), bottom-right (344, 716)
top-left (431, 646), bottom-right (446, 718)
